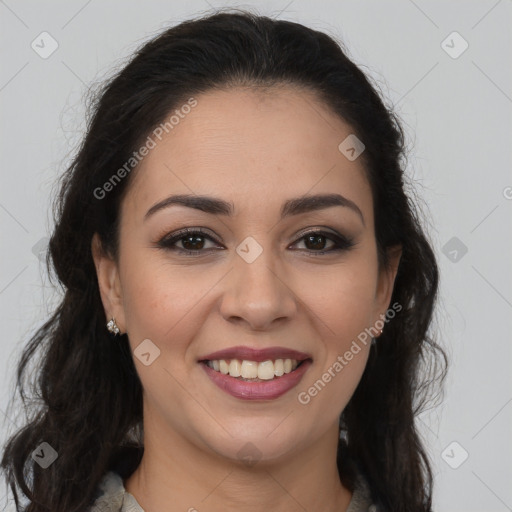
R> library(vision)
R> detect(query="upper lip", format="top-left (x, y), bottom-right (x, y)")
top-left (199, 346), bottom-right (312, 363)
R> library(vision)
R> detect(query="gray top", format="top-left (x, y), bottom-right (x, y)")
top-left (87, 469), bottom-right (377, 512)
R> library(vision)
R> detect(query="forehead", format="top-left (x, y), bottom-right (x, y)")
top-left (123, 85), bottom-right (373, 225)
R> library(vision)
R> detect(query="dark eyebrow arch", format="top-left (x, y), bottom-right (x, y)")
top-left (144, 193), bottom-right (365, 225)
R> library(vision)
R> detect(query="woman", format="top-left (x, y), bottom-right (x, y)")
top-left (1, 9), bottom-right (448, 512)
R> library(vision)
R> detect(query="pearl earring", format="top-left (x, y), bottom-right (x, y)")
top-left (106, 317), bottom-right (121, 336)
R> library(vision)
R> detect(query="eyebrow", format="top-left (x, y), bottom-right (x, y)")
top-left (144, 192), bottom-right (365, 225)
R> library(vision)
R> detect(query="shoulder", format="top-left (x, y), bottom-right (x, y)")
top-left (346, 470), bottom-right (378, 512)
top-left (86, 471), bottom-right (144, 512)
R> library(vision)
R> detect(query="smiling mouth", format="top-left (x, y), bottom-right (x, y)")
top-left (200, 358), bottom-right (311, 381)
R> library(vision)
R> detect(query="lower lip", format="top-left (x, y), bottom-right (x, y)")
top-left (200, 360), bottom-right (312, 400)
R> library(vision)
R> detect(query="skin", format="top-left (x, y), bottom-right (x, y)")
top-left (92, 85), bottom-right (401, 512)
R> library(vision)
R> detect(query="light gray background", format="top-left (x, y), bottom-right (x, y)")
top-left (1, 1), bottom-right (511, 511)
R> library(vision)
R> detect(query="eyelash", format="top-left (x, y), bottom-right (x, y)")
top-left (155, 227), bottom-right (355, 257)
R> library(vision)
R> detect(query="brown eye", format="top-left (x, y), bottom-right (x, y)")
top-left (302, 233), bottom-right (335, 251)
top-left (291, 230), bottom-right (355, 255)
top-left (157, 228), bottom-right (222, 254)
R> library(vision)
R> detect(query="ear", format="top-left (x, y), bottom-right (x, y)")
top-left (373, 244), bottom-right (402, 322)
top-left (91, 233), bottom-right (126, 334)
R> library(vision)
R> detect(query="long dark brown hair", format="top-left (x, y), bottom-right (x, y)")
top-left (1, 8), bottom-right (448, 511)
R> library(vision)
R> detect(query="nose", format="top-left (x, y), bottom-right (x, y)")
top-left (218, 246), bottom-right (298, 331)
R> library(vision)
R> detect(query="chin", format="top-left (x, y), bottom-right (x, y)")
top-left (201, 425), bottom-right (305, 467)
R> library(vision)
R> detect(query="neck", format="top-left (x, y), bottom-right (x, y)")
top-left (124, 417), bottom-right (352, 512)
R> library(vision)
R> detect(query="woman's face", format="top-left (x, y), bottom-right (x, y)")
top-left (93, 85), bottom-right (400, 465)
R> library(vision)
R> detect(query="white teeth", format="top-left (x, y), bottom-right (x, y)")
top-left (240, 360), bottom-right (258, 379)
top-left (229, 359), bottom-right (241, 377)
top-left (219, 360), bottom-right (229, 375)
top-left (274, 359), bottom-right (284, 376)
top-left (257, 360), bottom-right (275, 380)
top-left (206, 358), bottom-right (302, 379)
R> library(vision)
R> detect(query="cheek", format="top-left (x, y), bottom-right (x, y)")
top-left (304, 259), bottom-right (378, 338)
top-left (297, 257), bottom-right (377, 410)
top-left (296, 268), bottom-right (374, 421)
top-left (119, 250), bottom-right (191, 346)
top-left (119, 251), bottom-right (223, 364)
